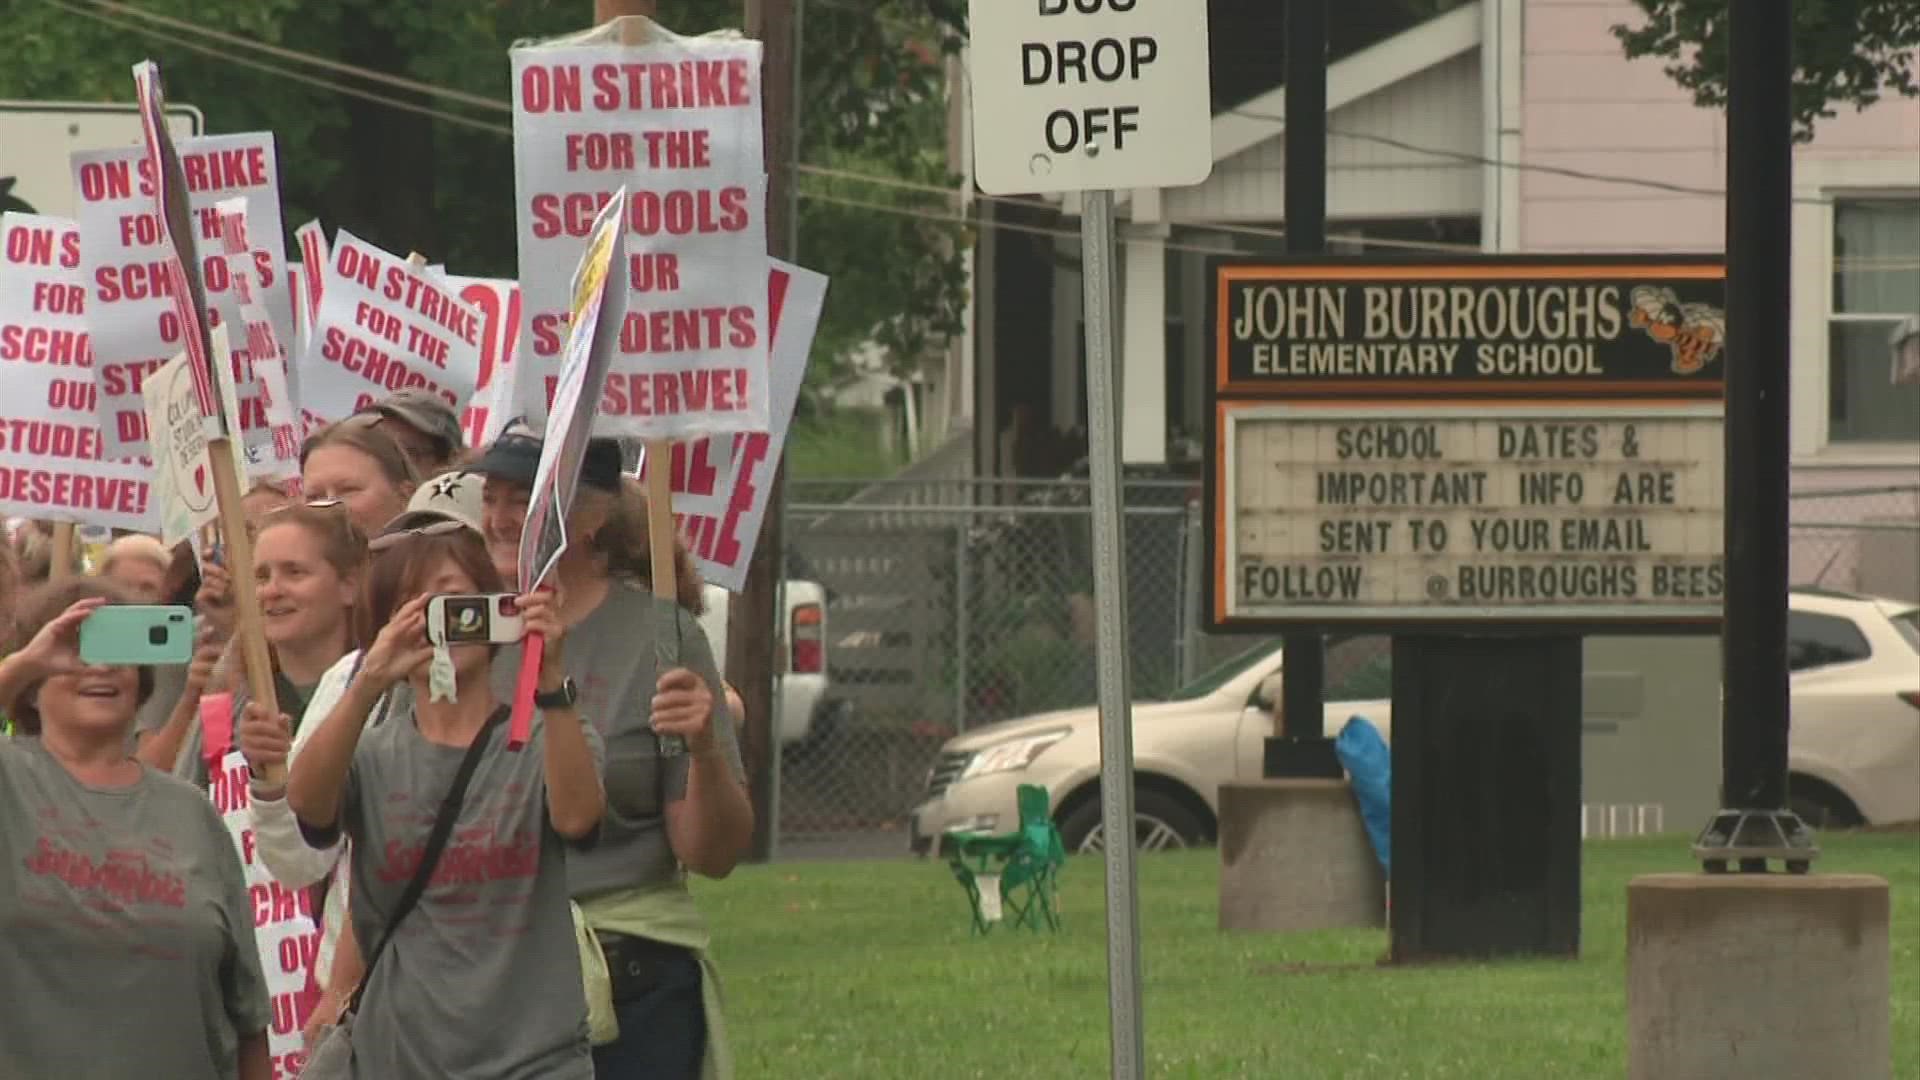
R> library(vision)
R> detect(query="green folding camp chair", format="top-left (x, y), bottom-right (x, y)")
top-left (944, 784), bottom-right (1066, 935)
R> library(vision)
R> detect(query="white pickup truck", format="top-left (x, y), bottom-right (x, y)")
top-left (697, 578), bottom-right (843, 747)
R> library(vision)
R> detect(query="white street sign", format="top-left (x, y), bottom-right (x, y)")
top-left (966, 0), bottom-right (1212, 196)
top-left (0, 102), bottom-right (201, 221)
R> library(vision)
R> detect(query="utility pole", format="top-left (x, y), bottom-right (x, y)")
top-left (735, 0), bottom-right (798, 862)
top-left (1271, 0), bottom-right (1338, 779)
top-left (1691, 0), bottom-right (1815, 872)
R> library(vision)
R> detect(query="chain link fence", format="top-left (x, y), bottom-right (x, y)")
top-left (771, 477), bottom-right (1919, 859)
top-left (1789, 484), bottom-right (1920, 603)
top-left (775, 479), bottom-right (1196, 858)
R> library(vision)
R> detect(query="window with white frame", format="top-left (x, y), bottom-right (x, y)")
top-left (1829, 198), bottom-right (1920, 443)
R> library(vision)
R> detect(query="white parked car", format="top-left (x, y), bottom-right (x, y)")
top-left (909, 638), bottom-right (1393, 854)
top-left (698, 579), bottom-right (846, 747)
top-left (1785, 588), bottom-right (1920, 828)
top-left (911, 589), bottom-right (1920, 853)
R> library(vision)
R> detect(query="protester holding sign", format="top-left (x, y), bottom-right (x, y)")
top-left (159, 503), bottom-right (368, 789)
top-left (467, 430), bottom-right (750, 1078)
top-left (130, 477), bottom-right (296, 762)
top-left (0, 579), bottom-right (272, 1079)
top-left (236, 470), bottom-right (486, 1052)
top-left (345, 389), bottom-right (469, 476)
top-left (284, 525), bottom-right (604, 1079)
top-left (300, 422), bottom-right (421, 537)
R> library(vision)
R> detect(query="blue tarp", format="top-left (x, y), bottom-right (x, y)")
top-left (1335, 715), bottom-right (1391, 876)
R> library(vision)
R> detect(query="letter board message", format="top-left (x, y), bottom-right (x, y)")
top-left (1206, 257), bottom-right (1727, 630)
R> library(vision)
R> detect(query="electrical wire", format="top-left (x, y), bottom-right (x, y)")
top-left (1231, 108), bottom-right (1841, 208)
top-left (77, 0), bottom-right (1859, 214)
top-left (76, 0), bottom-right (513, 113)
top-left (47, 0), bottom-right (515, 136)
top-left (55, 0), bottom-right (1483, 256)
top-left (55, 0), bottom-right (1915, 269)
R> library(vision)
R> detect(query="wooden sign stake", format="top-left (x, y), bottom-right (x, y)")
top-left (138, 61), bottom-right (281, 780)
top-left (48, 523), bottom-right (76, 582)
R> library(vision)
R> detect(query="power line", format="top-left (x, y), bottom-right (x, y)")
top-left (1231, 108), bottom-right (1841, 208)
top-left (49, 0), bottom-right (515, 136)
top-left (57, 0), bottom-right (1911, 269)
top-left (75, 0), bottom-right (512, 113)
top-left (53, 0), bottom-right (1485, 255)
top-left (61, 0), bottom-right (1872, 217)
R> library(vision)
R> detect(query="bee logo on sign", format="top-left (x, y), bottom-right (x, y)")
top-left (966, 0), bottom-right (1213, 196)
top-left (1627, 286), bottom-right (1726, 375)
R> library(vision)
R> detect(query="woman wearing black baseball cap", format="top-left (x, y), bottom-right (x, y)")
top-left (467, 426), bottom-right (750, 1079)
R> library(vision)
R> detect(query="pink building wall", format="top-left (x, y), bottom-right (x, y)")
top-left (1518, 0), bottom-right (1920, 251)
top-left (1516, 0), bottom-right (1920, 599)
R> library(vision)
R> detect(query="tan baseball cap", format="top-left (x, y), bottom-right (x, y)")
top-left (354, 389), bottom-right (465, 461)
top-left (386, 468), bottom-right (485, 533)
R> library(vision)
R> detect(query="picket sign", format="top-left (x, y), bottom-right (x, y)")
top-left (143, 325), bottom-right (250, 547)
top-left (509, 17), bottom-right (771, 439)
top-left (511, 16), bottom-right (776, 753)
top-left (637, 260), bottom-right (827, 592)
top-left (511, 189), bottom-right (631, 750)
top-left (70, 128), bottom-right (292, 461)
top-left (208, 742), bottom-right (321, 1077)
top-left (214, 199), bottom-right (301, 481)
top-left (132, 58), bottom-right (282, 777)
top-left (293, 231), bottom-right (482, 431)
top-left (293, 220), bottom-right (328, 356)
top-left (0, 212), bottom-right (156, 535)
top-left (437, 274), bottom-right (523, 448)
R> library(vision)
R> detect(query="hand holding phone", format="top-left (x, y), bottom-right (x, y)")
top-left (359, 596), bottom-right (436, 691)
top-left (78, 606), bottom-right (196, 666)
top-left (426, 595), bottom-right (526, 647)
top-left (13, 597), bottom-right (109, 680)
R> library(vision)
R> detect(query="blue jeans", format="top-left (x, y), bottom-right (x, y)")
top-left (591, 947), bottom-right (707, 1079)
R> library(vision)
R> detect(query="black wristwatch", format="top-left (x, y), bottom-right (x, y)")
top-left (533, 678), bottom-right (578, 710)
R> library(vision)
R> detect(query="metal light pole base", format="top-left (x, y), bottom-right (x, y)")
top-left (1263, 735), bottom-right (1343, 780)
top-left (1691, 808), bottom-right (1820, 875)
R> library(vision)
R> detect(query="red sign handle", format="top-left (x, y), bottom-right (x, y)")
top-left (509, 633), bottom-right (543, 751)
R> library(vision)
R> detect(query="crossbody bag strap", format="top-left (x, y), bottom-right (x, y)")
top-left (346, 704), bottom-right (509, 1013)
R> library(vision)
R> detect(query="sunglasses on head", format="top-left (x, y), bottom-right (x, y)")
top-left (258, 497), bottom-right (347, 521)
top-left (368, 518), bottom-right (467, 552)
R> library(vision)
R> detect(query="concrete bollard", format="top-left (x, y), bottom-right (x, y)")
top-left (1626, 873), bottom-right (1891, 1080)
top-left (1218, 779), bottom-right (1385, 932)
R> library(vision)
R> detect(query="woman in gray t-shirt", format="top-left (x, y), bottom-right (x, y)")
top-left (286, 525), bottom-right (605, 1080)
top-left (470, 433), bottom-right (754, 1079)
top-left (0, 578), bottom-right (272, 1080)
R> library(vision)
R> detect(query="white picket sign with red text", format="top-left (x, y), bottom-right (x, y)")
top-left (510, 25), bottom-right (771, 440)
top-left (0, 213), bottom-right (155, 531)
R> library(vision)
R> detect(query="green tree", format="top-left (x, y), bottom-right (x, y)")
top-left (1, 0), bottom-right (970, 390)
top-left (1614, 0), bottom-right (1920, 137)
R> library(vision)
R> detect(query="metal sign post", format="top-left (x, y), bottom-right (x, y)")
top-left (1077, 185), bottom-right (1144, 1075)
top-left (966, 2), bottom-right (1211, 1075)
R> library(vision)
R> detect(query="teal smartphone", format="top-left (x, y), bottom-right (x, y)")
top-left (78, 606), bottom-right (196, 666)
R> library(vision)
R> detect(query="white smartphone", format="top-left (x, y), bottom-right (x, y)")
top-left (425, 594), bottom-right (526, 647)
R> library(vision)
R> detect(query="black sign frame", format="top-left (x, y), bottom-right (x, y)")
top-left (1203, 252), bottom-right (1728, 636)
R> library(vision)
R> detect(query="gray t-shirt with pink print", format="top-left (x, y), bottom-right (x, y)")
top-left (334, 705), bottom-right (602, 1080)
top-left (0, 739), bottom-right (270, 1078)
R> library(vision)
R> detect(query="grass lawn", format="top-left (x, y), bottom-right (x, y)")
top-left (696, 833), bottom-right (1919, 1078)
